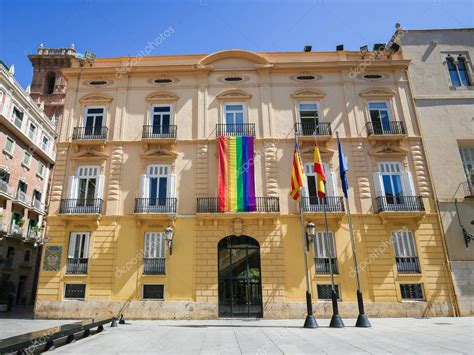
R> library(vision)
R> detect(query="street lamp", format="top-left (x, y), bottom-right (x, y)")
top-left (301, 221), bottom-right (318, 328)
top-left (165, 226), bottom-right (174, 255)
top-left (306, 222), bottom-right (316, 249)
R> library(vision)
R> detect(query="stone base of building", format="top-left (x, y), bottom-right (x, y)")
top-left (34, 300), bottom-right (454, 319)
top-left (451, 261), bottom-right (474, 316)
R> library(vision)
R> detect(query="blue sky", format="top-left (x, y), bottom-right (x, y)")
top-left (1, 0), bottom-right (473, 88)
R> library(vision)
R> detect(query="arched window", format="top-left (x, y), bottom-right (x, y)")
top-left (457, 56), bottom-right (471, 87)
top-left (44, 72), bottom-right (56, 94)
top-left (447, 55), bottom-right (471, 87)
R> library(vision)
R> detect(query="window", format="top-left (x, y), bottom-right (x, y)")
top-left (317, 284), bottom-right (340, 300)
top-left (32, 190), bottom-right (42, 205)
top-left (313, 232), bottom-right (338, 274)
top-left (83, 107), bottom-right (105, 136)
top-left (459, 147), bottom-right (474, 184)
top-left (0, 168), bottom-right (10, 183)
top-left (224, 103), bottom-right (245, 130)
top-left (139, 165), bottom-right (175, 206)
top-left (368, 102), bottom-right (392, 133)
top-left (143, 232), bottom-right (166, 275)
top-left (67, 232), bottom-right (90, 274)
top-left (41, 136), bottom-right (49, 152)
top-left (298, 102), bottom-right (320, 135)
top-left (44, 72), bottom-right (56, 94)
top-left (7, 246), bottom-right (15, 258)
top-left (447, 56), bottom-right (471, 87)
top-left (12, 107), bottom-right (23, 128)
top-left (67, 166), bottom-right (104, 204)
top-left (150, 105), bottom-right (172, 135)
top-left (3, 137), bottom-right (15, 155)
top-left (373, 162), bottom-right (415, 204)
top-left (143, 284), bottom-right (164, 300)
top-left (400, 284), bottom-right (424, 300)
top-left (22, 151), bottom-right (31, 168)
top-left (28, 124), bottom-right (37, 141)
top-left (24, 250), bottom-right (31, 263)
top-left (37, 162), bottom-right (45, 178)
top-left (303, 163), bottom-right (337, 202)
top-left (391, 230), bottom-right (420, 273)
top-left (64, 284), bottom-right (86, 299)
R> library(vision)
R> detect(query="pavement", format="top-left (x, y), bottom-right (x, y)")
top-left (0, 317), bottom-right (473, 354)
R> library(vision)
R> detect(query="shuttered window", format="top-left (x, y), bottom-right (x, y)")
top-left (313, 231), bottom-right (336, 258)
top-left (144, 232), bottom-right (166, 258)
top-left (68, 232), bottom-right (90, 259)
top-left (3, 137), bottom-right (14, 155)
top-left (391, 230), bottom-right (417, 258)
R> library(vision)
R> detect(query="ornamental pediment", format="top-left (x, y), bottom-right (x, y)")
top-left (369, 144), bottom-right (408, 157)
top-left (145, 91), bottom-right (179, 103)
top-left (79, 93), bottom-right (113, 104)
top-left (291, 88), bottom-right (326, 99)
top-left (359, 88), bottom-right (395, 98)
top-left (216, 89), bottom-right (252, 100)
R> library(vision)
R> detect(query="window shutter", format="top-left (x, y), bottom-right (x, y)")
top-left (94, 175), bottom-right (105, 200)
top-left (139, 174), bottom-right (148, 199)
top-left (406, 231), bottom-right (417, 257)
top-left (401, 171), bottom-right (416, 196)
top-left (82, 233), bottom-right (90, 258)
top-left (328, 232), bottom-right (337, 258)
top-left (159, 233), bottom-right (166, 258)
top-left (68, 233), bottom-right (77, 258)
top-left (372, 172), bottom-right (384, 197)
top-left (392, 232), bottom-right (402, 257)
top-left (313, 233), bottom-right (324, 258)
top-left (169, 174), bottom-right (176, 198)
top-left (67, 176), bottom-right (78, 199)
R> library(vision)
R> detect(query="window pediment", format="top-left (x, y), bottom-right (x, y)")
top-left (369, 145), bottom-right (408, 157)
top-left (199, 50), bottom-right (269, 65)
top-left (359, 88), bottom-right (395, 98)
top-left (79, 93), bottom-right (113, 104)
top-left (291, 88), bottom-right (326, 100)
top-left (216, 89), bottom-right (252, 101)
top-left (146, 91), bottom-right (179, 103)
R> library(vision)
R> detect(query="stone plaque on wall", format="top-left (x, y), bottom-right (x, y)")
top-left (43, 246), bottom-right (62, 272)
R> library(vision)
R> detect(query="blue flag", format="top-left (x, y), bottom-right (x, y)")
top-left (337, 137), bottom-right (349, 198)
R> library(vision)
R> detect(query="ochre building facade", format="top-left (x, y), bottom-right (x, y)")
top-left (35, 49), bottom-right (457, 319)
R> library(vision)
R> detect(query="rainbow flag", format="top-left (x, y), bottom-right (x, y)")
top-left (218, 136), bottom-right (256, 212)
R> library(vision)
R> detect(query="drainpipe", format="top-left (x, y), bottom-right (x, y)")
top-left (404, 67), bottom-right (461, 317)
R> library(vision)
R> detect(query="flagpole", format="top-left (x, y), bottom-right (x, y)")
top-left (314, 131), bottom-right (344, 328)
top-left (295, 131), bottom-right (318, 329)
top-left (336, 132), bottom-right (371, 328)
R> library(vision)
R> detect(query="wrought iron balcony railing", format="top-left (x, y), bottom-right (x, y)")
top-left (72, 126), bottom-right (108, 140)
top-left (300, 196), bottom-right (345, 213)
top-left (375, 196), bottom-right (425, 212)
top-left (216, 123), bottom-right (255, 137)
top-left (196, 197), bottom-right (280, 213)
top-left (32, 199), bottom-right (45, 212)
top-left (314, 257), bottom-right (339, 274)
top-left (143, 258), bottom-right (166, 275)
top-left (9, 224), bottom-right (23, 236)
top-left (0, 180), bottom-right (12, 196)
top-left (294, 122), bottom-right (332, 137)
top-left (367, 121), bottom-right (406, 136)
top-left (66, 258), bottom-right (88, 274)
top-left (134, 198), bottom-right (177, 213)
top-left (142, 125), bottom-right (177, 139)
top-left (15, 191), bottom-right (31, 205)
top-left (59, 198), bottom-right (104, 214)
top-left (396, 256), bottom-right (421, 274)
top-left (462, 181), bottom-right (474, 197)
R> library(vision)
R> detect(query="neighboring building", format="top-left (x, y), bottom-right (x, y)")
top-left (35, 47), bottom-right (456, 319)
top-left (395, 28), bottom-right (474, 316)
top-left (28, 44), bottom-right (76, 133)
top-left (0, 61), bottom-right (56, 306)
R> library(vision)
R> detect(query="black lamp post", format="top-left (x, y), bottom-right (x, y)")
top-left (302, 221), bottom-right (318, 328)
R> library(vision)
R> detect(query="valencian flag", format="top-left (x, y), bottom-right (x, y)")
top-left (314, 143), bottom-right (326, 198)
top-left (337, 136), bottom-right (349, 198)
top-left (290, 143), bottom-right (305, 201)
top-left (218, 136), bottom-right (256, 212)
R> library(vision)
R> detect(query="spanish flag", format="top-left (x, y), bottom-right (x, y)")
top-left (314, 143), bottom-right (326, 198)
top-left (290, 144), bottom-right (305, 201)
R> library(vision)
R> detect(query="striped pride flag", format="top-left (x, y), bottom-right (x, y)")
top-left (218, 136), bottom-right (256, 212)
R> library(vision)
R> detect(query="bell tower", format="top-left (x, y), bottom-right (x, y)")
top-left (28, 43), bottom-right (76, 132)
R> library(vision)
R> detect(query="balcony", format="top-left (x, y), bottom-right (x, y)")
top-left (216, 123), bottom-right (255, 137)
top-left (9, 224), bottom-right (23, 237)
top-left (462, 181), bottom-right (474, 198)
top-left (375, 196), bottom-right (425, 213)
top-left (196, 197), bottom-right (280, 213)
top-left (143, 258), bottom-right (166, 275)
top-left (66, 258), bottom-right (88, 274)
top-left (59, 198), bottom-right (104, 214)
top-left (72, 126), bottom-right (108, 141)
top-left (15, 191), bottom-right (31, 206)
top-left (0, 180), bottom-right (13, 198)
top-left (294, 122), bottom-right (332, 139)
top-left (314, 258), bottom-right (339, 275)
top-left (142, 125), bottom-right (177, 140)
top-left (134, 198), bottom-right (177, 214)
top-left (31, 199), bottom-right (46, 213)
top-left (300, 197), bottom-right (345, 213)
top-left (396, 256), bottom-right (421, 274)
top-left (367, 121), bottom-right (407, 141)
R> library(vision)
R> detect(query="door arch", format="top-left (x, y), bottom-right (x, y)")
top-left (218, 235), bottom-right (263, 318)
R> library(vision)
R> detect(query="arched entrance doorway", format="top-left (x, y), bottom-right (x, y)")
top-left (218, 236), bottom-right (263, 318)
